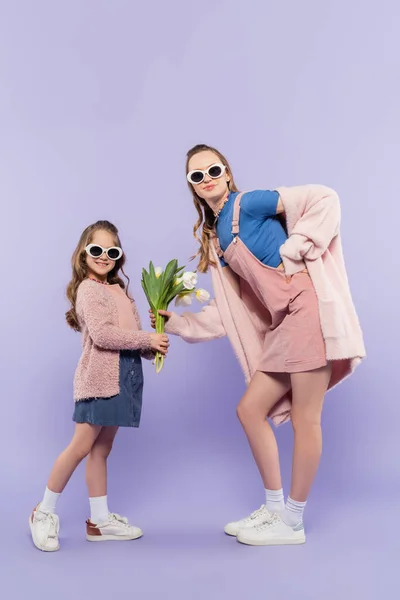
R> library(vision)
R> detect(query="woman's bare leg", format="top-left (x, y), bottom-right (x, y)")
top-left (289, 363), bottom-right (332, 501)
top-left (236, 370), bottom-right (291, 490)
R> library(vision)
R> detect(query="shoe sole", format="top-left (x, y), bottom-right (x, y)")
top-left (237, 534), bottom-right (306, 546)
top-left (29, 517), bottom-right (60, 552)
top-left (86, 531), bottom-right (143, 542)
top-left (224, 526), bottom-right (239, 537)
top-left (224, 523), bottom-right (268, 537)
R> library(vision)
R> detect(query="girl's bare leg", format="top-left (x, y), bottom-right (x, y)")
top-left (86, 426), bottom-right (119, 497)
top-left (47, 423), bottom-right (102, 493)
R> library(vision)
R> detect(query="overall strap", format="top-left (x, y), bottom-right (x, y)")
top-left (211, 230), bottom-right (224, 258)
top-left (231, 192), bottom-right (245, 235)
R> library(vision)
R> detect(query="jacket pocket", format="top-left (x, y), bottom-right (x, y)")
top-left (317, 299), bottom-right (346, 338)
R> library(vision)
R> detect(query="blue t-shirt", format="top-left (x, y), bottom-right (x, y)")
top-left (216, 190), bottom-right (288, 268)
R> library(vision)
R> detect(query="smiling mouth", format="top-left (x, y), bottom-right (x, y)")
top-left (95, 261), bottom-right (109, 268)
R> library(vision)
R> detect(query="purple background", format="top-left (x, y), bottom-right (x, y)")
top-left (1, 0), bottom-right (398, 598)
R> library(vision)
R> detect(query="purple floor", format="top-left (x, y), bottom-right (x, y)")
top-left (5, 491), bottom-right (393, 600)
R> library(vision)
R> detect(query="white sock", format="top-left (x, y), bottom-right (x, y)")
top-left (282, 496), bottom-right (307, 527)
top-left (89, 496), bottom-right (109, 524)
top-left (265, 488), bottom-right (285, 514)
top-left (40, 487), bottom-right (61, 514)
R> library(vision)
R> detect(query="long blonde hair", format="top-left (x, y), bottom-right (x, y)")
top-left (186, 144), bottom-right (239, 273)
top-left (65, 220), bottom-right (130, 331)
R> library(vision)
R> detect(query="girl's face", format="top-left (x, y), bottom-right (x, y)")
top-left (187, 150), bottom-right (230, 206)
top-left (85, 229), bottom-right (122, 282)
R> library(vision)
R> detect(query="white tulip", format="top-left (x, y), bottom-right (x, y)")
top-left (175, 294), bottom-right (193, 307)
top-left (182, 271), bottom-right (198, 290)
top-left (195, 288), bottom-right (210, 303)
top-left (154, 266), bottom-right (163, 278)
top-left (174, 276), bottom-right (183, 286)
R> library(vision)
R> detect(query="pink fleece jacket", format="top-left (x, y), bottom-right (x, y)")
top-left (73, 279), bottom-right (153, 401)
top-left (165, 184), bottom-right (366, 425)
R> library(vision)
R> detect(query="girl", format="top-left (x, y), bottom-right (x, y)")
top-left (151, 144), bottom-right (365, 546)
top-left (30, 220), bottom-right (169, 552)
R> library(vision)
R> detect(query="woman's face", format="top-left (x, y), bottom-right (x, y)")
top-left (187, 150), bottom-right (230, 205)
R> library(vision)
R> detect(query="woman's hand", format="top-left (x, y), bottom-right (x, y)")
top-left (149, 333), bottom-right (169, 354)
top-left (284, 267), bottom-right (309, 283)
top-left (149, 309), bottom-right (171, 330)
top-left (276, 196), bottom-right (285, 214)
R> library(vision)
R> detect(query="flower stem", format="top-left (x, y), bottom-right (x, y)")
top-left (155, 310), bottom-right (165, 373)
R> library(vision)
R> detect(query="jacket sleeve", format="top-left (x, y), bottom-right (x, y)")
top-left (131, 299), bottom-right (155, 361)
top-left (164, 299), bottom-right (226, 343)
top-left (78, 285), bottom-right (152, 351)
top-left (279, 185), bottom-right (341, 275)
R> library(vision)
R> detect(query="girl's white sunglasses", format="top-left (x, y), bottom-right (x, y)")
top-left (85, 244), bottom-right (123, 261)
top-left (187, 163), bottom-right (227, 185)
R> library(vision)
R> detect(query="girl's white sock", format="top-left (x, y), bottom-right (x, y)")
top-left (40, 487), bottom-right (61, 514)
top-left (89, 495), bottom-right (109, 524)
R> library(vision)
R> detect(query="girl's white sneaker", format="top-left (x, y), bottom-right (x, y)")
top-left (86, 512), bottom-right (143, 542)
top-left (29, 504), bottom-right (60, 552)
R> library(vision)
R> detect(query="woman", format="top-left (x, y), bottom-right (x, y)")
top-left (151, 144), bottom-right (365, 545)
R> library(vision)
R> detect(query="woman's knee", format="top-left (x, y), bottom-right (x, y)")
top-left (291, 409), bottom-right (322, 433)
top-left (236, 401), bottom-right (262, 426)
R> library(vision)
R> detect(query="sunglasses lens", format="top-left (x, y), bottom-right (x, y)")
top-left (208, 165), bottom-right (223, 178)
top-left (89, 245), bottom-right (103, 257)
top-left (107, 248), bottom-right (121, 260)
top-left (190, 171), bottom-right (204, 184)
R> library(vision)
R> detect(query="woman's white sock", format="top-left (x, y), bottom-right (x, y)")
top-left (265, 488), bottom-right (285, 514)
top-left (282, 496), bottom-right (307, 527)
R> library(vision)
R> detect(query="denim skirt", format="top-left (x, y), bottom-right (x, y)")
top-left (73, 351), bottom-right (144, 427)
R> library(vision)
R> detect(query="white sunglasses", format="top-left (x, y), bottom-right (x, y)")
top-left (187, 163), bottom-right (227, 185)
top-left (85, 244), bottom-right (123, 261)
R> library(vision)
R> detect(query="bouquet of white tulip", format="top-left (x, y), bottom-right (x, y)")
top-left (141, 260), bottom-right (210, 372)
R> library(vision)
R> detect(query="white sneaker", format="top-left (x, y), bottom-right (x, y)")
top-left (29, 504), bottom-right (60, 552)
top-left (86, 512), bottom-right (143, 542)
top-left (224, 504), bottom-right (272, 537)
top-left (237, 513), bottom-right (306, 546)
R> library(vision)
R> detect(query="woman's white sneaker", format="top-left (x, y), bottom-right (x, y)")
top-left (224, 504), bottom-right (272, 536)
top-left (29, 504), bottom-right (60, 552)
top-left (237, 513), bottom-right (306, 546)
top-left (86, 512), bottom-right (143, 542)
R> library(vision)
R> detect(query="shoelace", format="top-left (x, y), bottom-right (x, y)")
top-left (38, 511), bottom-right (58, 538)
top-left (109, 513), bottom-right (130, 527)
top-left (243, 505), bottom-right (269, 523)
top-left (256, 513), bottom-right (280, 532)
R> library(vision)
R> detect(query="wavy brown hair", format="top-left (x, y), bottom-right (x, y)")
top-left (186, 144), bottom-right (239, 272)
top-left (65, 220), bottom-right (130, 331)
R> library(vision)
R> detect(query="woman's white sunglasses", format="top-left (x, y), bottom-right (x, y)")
top-left (187, 163), bottom-right (227, 185)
